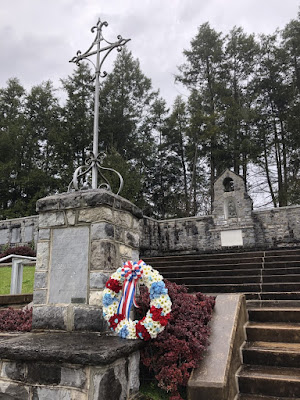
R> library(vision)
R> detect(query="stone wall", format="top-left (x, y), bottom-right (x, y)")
top-left (0, 215), bottom-right (38, 249)
top-left (140, 205), bottom-right (300, 256)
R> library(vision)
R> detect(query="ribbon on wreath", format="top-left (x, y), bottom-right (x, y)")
top-left (117, 260), bottom-right (145, 319)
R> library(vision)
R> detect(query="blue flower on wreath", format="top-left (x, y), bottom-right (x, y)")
top-left (103, 293), bottom-right (115, 307)
top-left (118, 325), bottom-right (129, 339)
top-left (150, 281), bottom-right (168, 299)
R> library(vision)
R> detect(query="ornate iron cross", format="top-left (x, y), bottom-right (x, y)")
top-left (68, 18), bottom-right (130, 194)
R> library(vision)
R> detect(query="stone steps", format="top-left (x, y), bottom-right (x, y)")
top-left (143, 248), bottom-right (300, 399)
top-left (238, 301), bottom-right (300, 399)
top-left (238, 365), bottom-right (300, 398)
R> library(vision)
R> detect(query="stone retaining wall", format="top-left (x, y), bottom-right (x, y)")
top-left (0, 215), bottom-right (38, 249)
top-left (140, 205), bottom-right (300, 256)
top-left (2, 204), bottom-right (300, 257)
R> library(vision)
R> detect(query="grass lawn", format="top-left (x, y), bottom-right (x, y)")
top-left (0, 266), bottom-right (35, 295)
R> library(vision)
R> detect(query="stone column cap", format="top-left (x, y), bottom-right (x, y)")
top-left (0, 332), bottom-right (144, 366)
top-left (36, 189), bottom-right (143, 219)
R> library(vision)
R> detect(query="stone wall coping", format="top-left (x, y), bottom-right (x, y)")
top-left (143, 214), bottom-right (213, 224)
top-left (0, 332), bottom-right (144, 366)
top-left (0, 215), bottom-right (38, 224)
top-left (253, 204), bottom-right (300, 214)
top-left (187, 294), bottom-right (248, 400)
top-left (36, 189), bottom-right (143, 219)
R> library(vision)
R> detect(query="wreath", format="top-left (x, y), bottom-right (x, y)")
top-left (102, 260), bottom-right (172, 340)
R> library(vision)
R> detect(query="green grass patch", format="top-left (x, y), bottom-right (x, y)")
top-left (139, 382), bottom-right (170, 400)
top-left (0, 266), bottom-right (35, 295)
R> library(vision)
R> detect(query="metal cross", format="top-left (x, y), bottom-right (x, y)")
top-left (68, 18), bottom-right (130, 193)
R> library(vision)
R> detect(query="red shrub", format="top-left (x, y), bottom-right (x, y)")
top-left (0, 246), bottom-right (36, 261)
top-left (0, 307), bottom-right (32, 332)
top-left (137, 280), bottom-right (215, 400)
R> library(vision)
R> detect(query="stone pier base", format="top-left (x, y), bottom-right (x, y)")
top-left (0, 331), bottom-right (143, 400)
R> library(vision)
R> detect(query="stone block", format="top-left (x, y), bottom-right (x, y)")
top-left (90, 240), bottom-right (118, 270)
top-left (32, 306), bottom-right (67, 330)
top-left (38, 228), bottom-right (50, 240)
top-left (66, 210), bottom-right (76, 225)
top-left (115, 226), bottom-right (124, 241)
top-left (73, 306), bottom-right (105, 332)
top-left (125, 231), bottom-right (139, 248)
top-left (78, 206), bottom-right (113, 223)
top-left (11, 226), bottom-right (21, 243)
top-left (34, 272), bottom-right (47, 289)
top-left (91, 222), bottom-right (114, 240)
top-left (24, 225), bottom-right (34, 243)
top-left (89, 291), bottom-right (103, 306)
top-left (91, 363), bottom-right (127, 400)
top-left (0, 381), bottom-right (30, 399)
top-left (33, 289), bottom-right (47, 305)
top-left (35, 241), bottom-right (50, 271)
top-left (1, 361), bottom-right (26, 382)
top-left (128, 351), bottom-right (140, 394)
top-left (90, 272), bottom-right (109, 289)
top-left (48, 227), bottom-right (89, 304)
top-left (32, 387), bottom-right (86, 400)
top-left (115, 211), bottom-right (132, 229)
top-left (39, 211), bottom-right (65, 228)
top-left (60, 366), bottom-right (87, 389)
top-left (27, 362), bottom-right (61, 385)
top-left (0, 226), bottom-right (9, 244)
top-left (119, 245), bottom-right (132, 258)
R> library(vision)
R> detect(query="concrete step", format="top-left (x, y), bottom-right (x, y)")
top-left (146, 257), bottom-right (264, 267)
top-left (264, 255), bottom-right (300, 263)
top-left (238, 394), bottom-right (300, 400)
top-left (143, 250), bottom-right (266, 262)
top-left (188, 283), bottom-right (261, 293)
top-left (166, 275), bottom-right (262, 285)
top-left (164, 267), bottom-right (262, 278)
top-left (243, 341), bottom-right (300, 369)
top-left (247, 300), bottom-right (300, 308)
top-left (238, 364), bottom-right (300, 398)
top-left (155, 262), bottom-right (263, 273)
top-left (245, 292), bottom-right (300, 301)
top-left (248, 308), bottom-right (300, 323)
top-left (246, 322), bottom-right (300, 343)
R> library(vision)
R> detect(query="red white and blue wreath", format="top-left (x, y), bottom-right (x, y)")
top-left (102, 260), bottom-right (172, 340)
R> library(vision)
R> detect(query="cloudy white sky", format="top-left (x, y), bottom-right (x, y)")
top-left (0, 0), bottom-right (299, 106)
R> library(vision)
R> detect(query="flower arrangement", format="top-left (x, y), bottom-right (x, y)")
top-left (102, 260), bottom-right (172, 340)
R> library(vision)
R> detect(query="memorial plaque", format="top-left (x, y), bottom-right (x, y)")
top-left (221, 229), bottom-right (243, 247)
top-left (48, 227), bottom-right (89, 304)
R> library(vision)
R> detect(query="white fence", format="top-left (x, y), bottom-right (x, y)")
top-left (0, 255), bottom-right (36, 295)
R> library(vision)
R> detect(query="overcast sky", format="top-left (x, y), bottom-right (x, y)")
top-left (0, 0), bottom-right (299, 106)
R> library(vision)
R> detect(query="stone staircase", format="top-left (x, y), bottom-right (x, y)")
top-left (143, 248), bottom-right (300, 400)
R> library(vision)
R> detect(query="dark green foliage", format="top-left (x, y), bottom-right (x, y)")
top-left (0, 10), bottom-right (300, 217)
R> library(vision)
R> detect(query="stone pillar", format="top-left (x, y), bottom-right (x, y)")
top-left (212, 169), bottom-right (256, 248)
top-left (32, 189), bottom-right (142, 332)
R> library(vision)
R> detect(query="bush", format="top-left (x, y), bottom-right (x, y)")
top-left (137, 280), bottom-right (215, 400)
top-left (0, 245), bottom-right (36, 261)
top-left (0, 307), bottom-right (32, 332)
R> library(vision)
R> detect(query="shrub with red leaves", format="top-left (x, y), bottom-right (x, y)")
top-left (137, 280), bottom-right (215, 400)
top-left (0, 246), bottom-right (36, 261)
top-left (0, 307), bottom-right (32, 332)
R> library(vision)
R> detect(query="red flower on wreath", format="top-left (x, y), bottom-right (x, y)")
top-left (135, 317), bottom-right (151, 341)
top-left (109, 313), bottom-right (125, 330)
top-left (150, 306), bottom-right (170, 327)
top-left (105, 278), bottom-right (123, 293)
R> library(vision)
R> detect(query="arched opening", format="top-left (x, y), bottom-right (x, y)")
top-left (223, 177), bottom-right (234, 192)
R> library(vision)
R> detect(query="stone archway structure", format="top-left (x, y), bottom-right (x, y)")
top-left (212, 169), bottom-right (255, 248)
